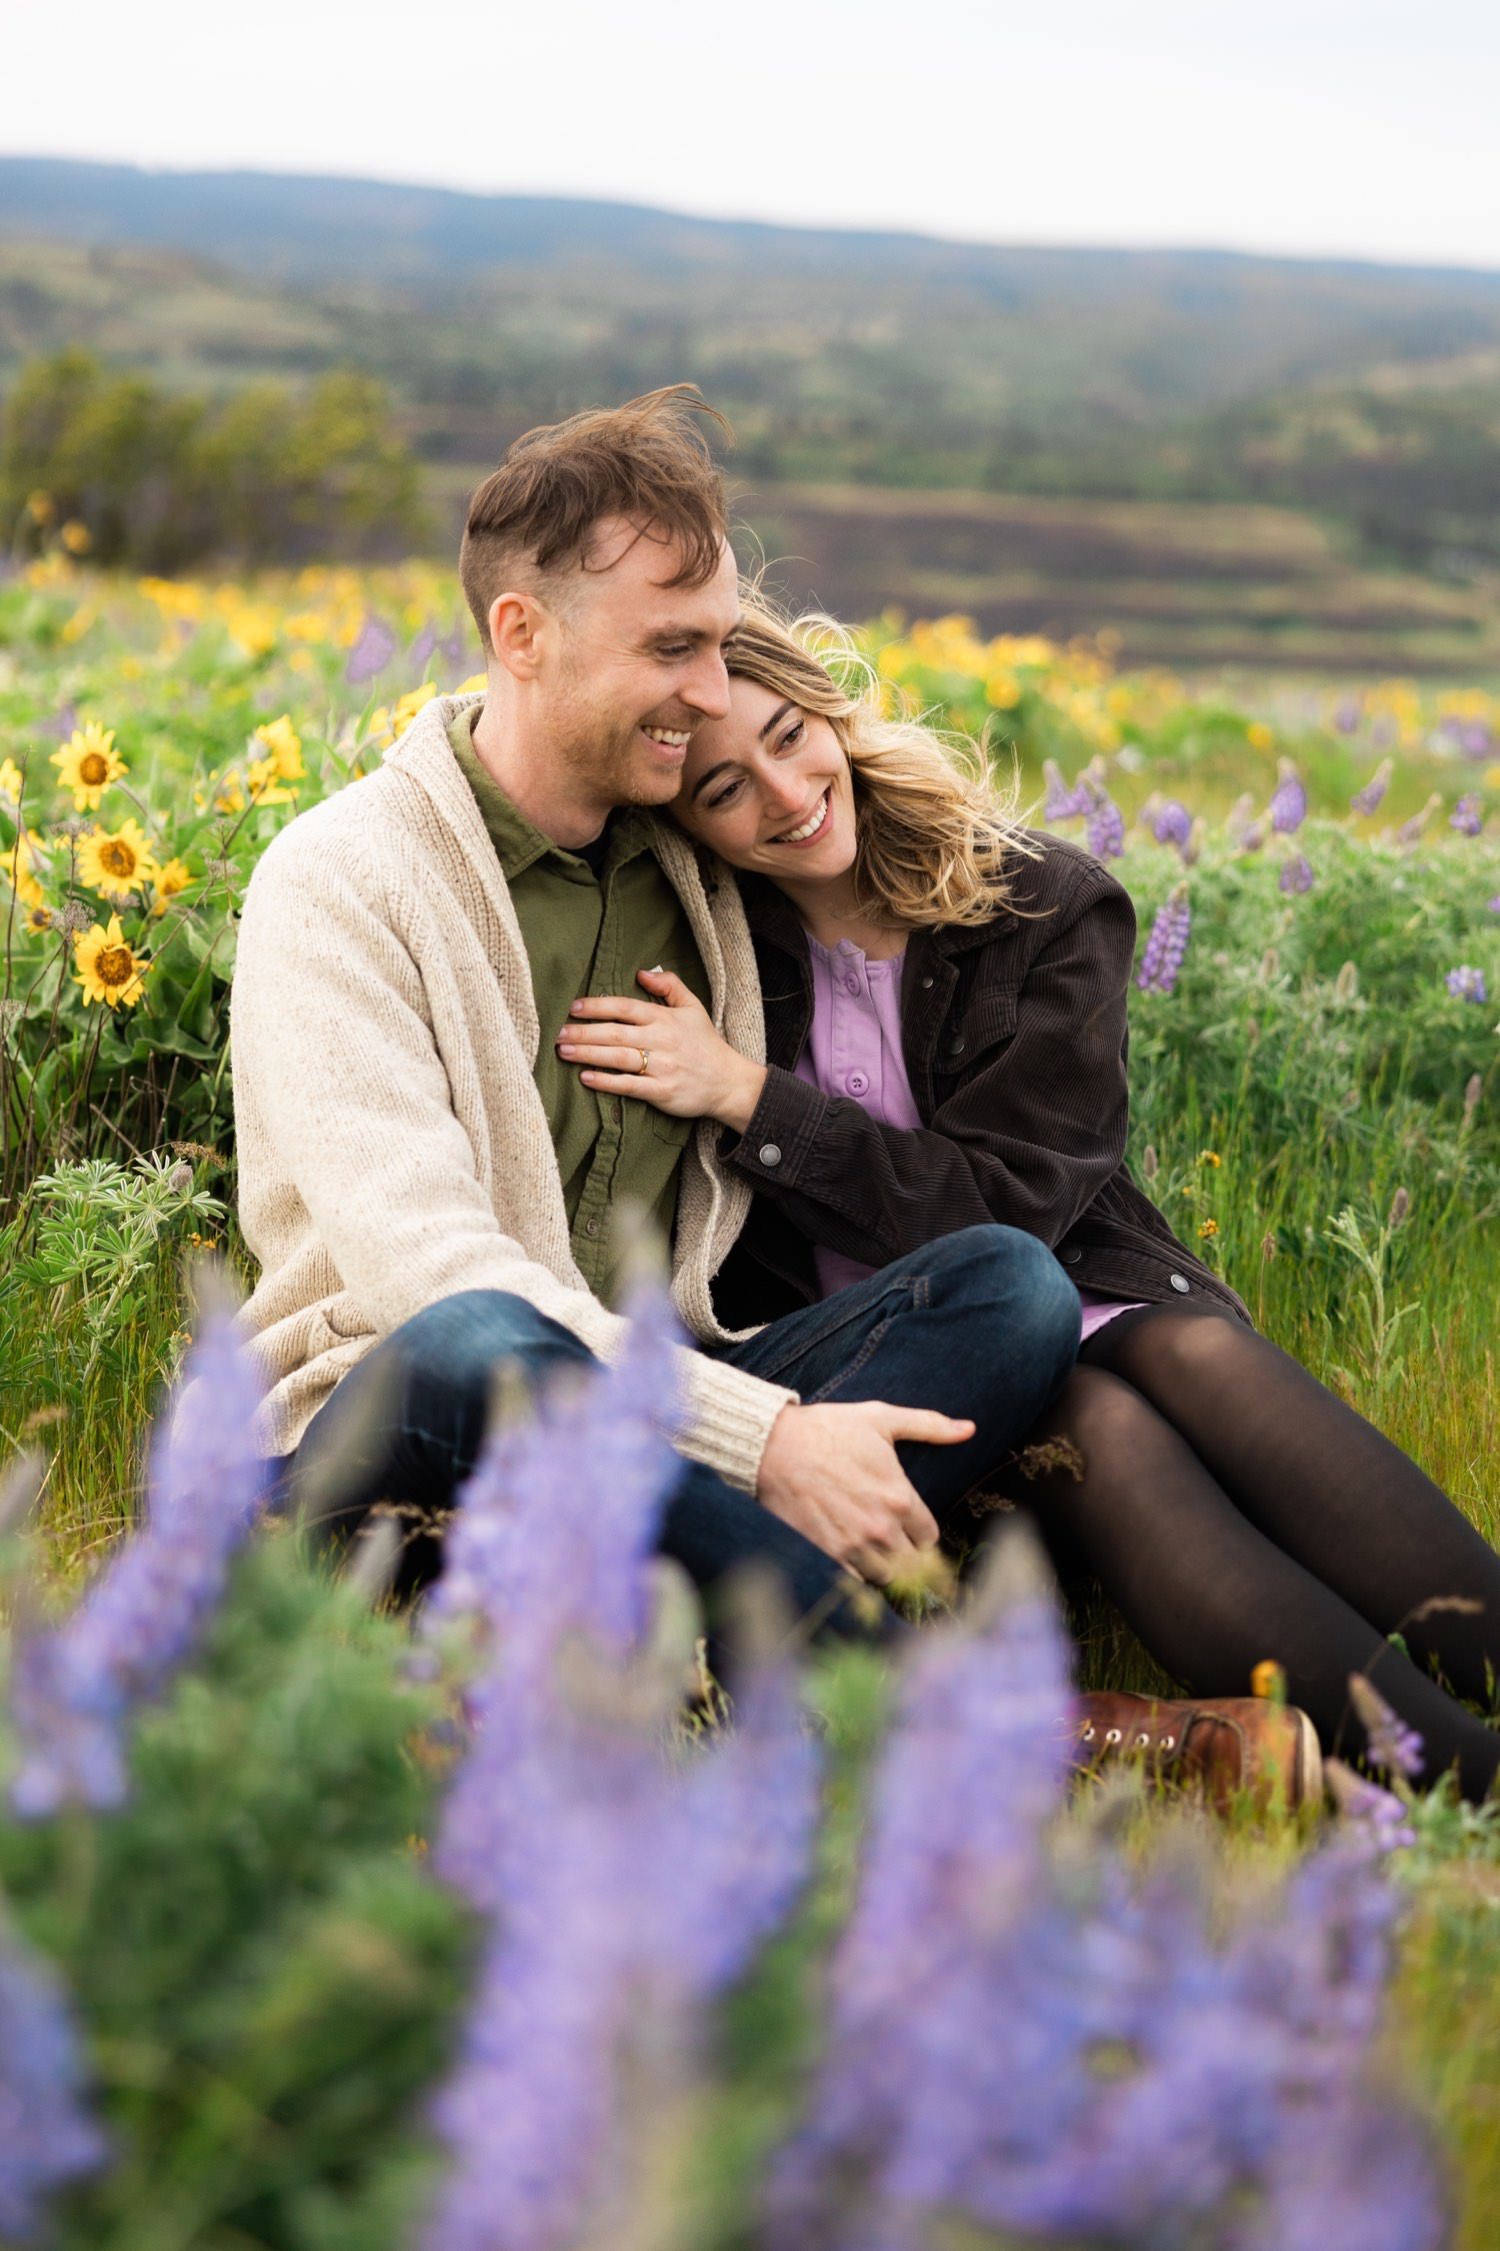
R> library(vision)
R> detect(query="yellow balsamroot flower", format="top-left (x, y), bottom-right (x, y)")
top-left (0, 756), bottom-right (24, 805)
top-left (60, 604), bottom-right (97, 645)
top-left (3, 828), bottom-right (49, 910)
top-left (457, 673), bottom-right (487, 696)
top-left (51, 722), bottom-right (127, 811)
top-left (25, 490), bottom-right (56, 525)
top-left (60, 519), bottom-right (91, 556)
top-left (77, 818), bottom-right (160, 900)
top-left (252, 714), bottom-right (305, 782)
top-left (25, 901), bottom-right (54, 934)
top-left (74, 913), bottom-right (149, 1009)
top-left (213, 771), bottom-right (247, 815)
top-left (245, 755), bottom-right (297, 806)
top-left (1246, 721), bottom-right (1275, 752)
top-left (151, 857), bottom-right (193, 916)
top-left (984, 669), bottom-right (1022, 711)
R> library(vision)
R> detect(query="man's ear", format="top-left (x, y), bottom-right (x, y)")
top-left (488, 589), bottom-right (548, 682)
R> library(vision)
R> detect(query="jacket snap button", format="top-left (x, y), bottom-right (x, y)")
top-left (758, 1143), bottom-right (783, 1168)
top-left (919, 975), bottom-right (934, 990)
top-left (1062, 1247), bottom-right (1082, 1265)
top-left (1170, 1273), bottom-right (1191, 1293)
top-left (947, 1035), bottom-right (967, 1057)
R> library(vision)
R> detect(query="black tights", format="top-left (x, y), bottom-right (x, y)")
top-left (986, 1305), bottom-right (1500, 1801)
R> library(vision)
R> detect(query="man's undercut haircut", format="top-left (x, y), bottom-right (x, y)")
top-left (460, 385), bottom-right (733, 651)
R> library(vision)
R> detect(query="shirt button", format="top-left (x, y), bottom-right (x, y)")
top-left (846, 1071), bottom-right (869, 1096)
top-left (844, 975), bottom-right (861, 996)
top-left (584, 1218), bottom-right (601, 1238)
top-left (1170, 1273), bottom-right (1191, 1294)
top-left (758, 1143), bottom-right (783, 1167)
top-left (1062, 1247), bottom-right (1082, 1265)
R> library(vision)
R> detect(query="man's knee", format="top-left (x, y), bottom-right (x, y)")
top-left (389, 1288), bottom-right (595, 1398)
top-left (924, 1224), bottom-right (1082, 1367)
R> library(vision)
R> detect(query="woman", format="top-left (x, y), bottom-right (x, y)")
top-left (555, 600), bottom-right (1500, 1802)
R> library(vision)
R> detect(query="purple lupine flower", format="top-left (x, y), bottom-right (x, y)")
top-left (1136, 884), bottom-right (1191, 995)
top-left (409, 622), bottom-right (438, 675)
top-left (1280, 853), bottom-right (1316, 895)
top-left (1333, 695), bottom-right (1361, 735)
top-left (1084, 781), bottom-right (1125, 861)
top-left (770, 1530), bottom-right (1442, 2251)
top-left (0, 1926), bottom-right (110, 2239)
top-left (344, 613), bottom-right (398, 685)
top-left (1270, 759), bottom-right (1307, 835)
top-left (1227, 792), bottom-right (1264, 852)
top-left (1445, 965), bottom-right (1488, 1004)
top-left (10, 1300), bottom-right (267, 1816)
top-left (1347, 1674), bottom-right (1424, 1783)
top-left (1351, 758), bottom-right (1395, 816)
top-left (1461, 723), bottom-right (1492, 761)
top-left (1450, 794), bottom-right (1483, 837)
top-left (422, 1291), bottom-right (821, 2251)
top-left (1150, 798), bottom-right (1192, 849)
top-left (1326, 1760), bottom-right (1418, 1855)
top-left (439, 622), bottom-right (470, 668)
top-left (1489, 896), bottom-right (1500, 915)
top-left (1041, 760), bottom-right (1089, 821)
top-left (1396, 794), bottom-right (1441, 848)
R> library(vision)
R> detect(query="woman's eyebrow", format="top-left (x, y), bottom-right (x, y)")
top-left (688, 701), bottom-right (798, 803)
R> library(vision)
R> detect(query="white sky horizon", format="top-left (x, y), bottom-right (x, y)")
top-left (7, 0), bottom-right (1500, 274)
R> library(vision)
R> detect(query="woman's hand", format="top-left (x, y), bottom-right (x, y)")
top-left (556, 968), bottom-right (768, 1131)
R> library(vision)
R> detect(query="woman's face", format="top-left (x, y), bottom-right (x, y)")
top-left (674, 677), bottom-right (857, 884)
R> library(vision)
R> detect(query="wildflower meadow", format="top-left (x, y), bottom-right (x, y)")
top-left (1, 542), bottom-right (1499, 2248)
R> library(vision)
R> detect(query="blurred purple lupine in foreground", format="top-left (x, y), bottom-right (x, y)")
top-left (9, 1298), bottom-right (267, 1816)
top-left (1348, 1674), bottom-right (1425, 1784)
top-left (408, 622), bottom-right (439, 676)
top-left (1137, 884), bottom-right (1192, 995)
top-left (1445, 965), bottom-right (1488, 1005)
top-left (1280, 853), bottom-right (1316, 895)
top-left (1450, 794), bottom-right (1483, 837)
top-left (770, 1527), bottom-right (1446, 2251)
top-left (344, 613), bottom-right (399, 685)
top-left (1270, 759), bottom-right (1307, 834)
top-left (0, 1926), bottom-right (109, 2241)
top-left (1351, 758), bottom-right (1395, 816)
top-left (422, 1287), bottom-right (821, 2251)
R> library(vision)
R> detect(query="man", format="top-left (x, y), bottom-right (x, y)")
top-left (230, 386), bottom-right (1081, 1631)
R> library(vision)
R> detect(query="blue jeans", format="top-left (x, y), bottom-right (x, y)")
top-left (281, 1224), bottom-right (1080, 1641)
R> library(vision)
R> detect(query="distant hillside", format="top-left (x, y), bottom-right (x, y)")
top-left (3, 157), bottom-right (1499, 670)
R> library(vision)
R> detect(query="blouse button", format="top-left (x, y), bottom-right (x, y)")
top-left (758, 1143), bottom-right (783, 1168)
top-left (846, 1071), bottom-right (869, 1096)
top-left (844, 975), bottom-right (861, 996)
top-left (1170, 1273), bottom-right (1191, 1293)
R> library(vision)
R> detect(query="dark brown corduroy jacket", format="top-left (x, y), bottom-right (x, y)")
top-left (708, 829), bottom-right (1252, 1332)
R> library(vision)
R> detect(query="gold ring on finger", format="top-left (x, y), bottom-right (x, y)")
top-left (637, 1048), bottom-right (650, 1076)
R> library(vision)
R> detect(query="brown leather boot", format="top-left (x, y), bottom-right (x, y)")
top-left (1073, 1690), bottom-right (1324, 1814)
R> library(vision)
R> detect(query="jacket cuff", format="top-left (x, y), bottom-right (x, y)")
top-left (724, 1065), bottom-right (829, 1190)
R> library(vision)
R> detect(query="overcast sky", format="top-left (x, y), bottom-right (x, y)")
top-left (8, 0), bottom-right (1500, 270)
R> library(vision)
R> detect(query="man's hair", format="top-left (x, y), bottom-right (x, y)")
top-left (459, 384), bottom-right (732, 651)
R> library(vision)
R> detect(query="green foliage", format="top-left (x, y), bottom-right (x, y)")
top-left (1, 351), bottom-right (427, 571)
top-left (0, 1531), bottom-right (471, 2250)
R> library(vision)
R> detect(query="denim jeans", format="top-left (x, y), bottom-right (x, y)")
top-left (279, 1223), bottom-right (1080, 1642)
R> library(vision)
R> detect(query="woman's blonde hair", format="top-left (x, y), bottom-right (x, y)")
top-left (724, 589), bottom-right (1037, 927)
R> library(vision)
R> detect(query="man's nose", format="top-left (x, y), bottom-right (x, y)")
top-left (683, 645), bottom-right (731, 720)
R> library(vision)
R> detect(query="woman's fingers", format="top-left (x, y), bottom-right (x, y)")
top-left (556, 1036), bottom-right (654, 1069)
top-left (567, 994), bottom-right (655, 1026)
top-left (637, 966), bottom-right (692, 1004)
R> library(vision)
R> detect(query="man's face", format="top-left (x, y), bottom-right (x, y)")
top-left (538, 519), bottom-right (741, 820)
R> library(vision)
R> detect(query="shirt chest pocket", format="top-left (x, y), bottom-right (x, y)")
top-left (933, 984), bottom-right (1018, 1078)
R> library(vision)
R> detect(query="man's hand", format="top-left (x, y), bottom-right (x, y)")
top-left (556, 968), bottom-right (767, 1132)
top-left (755, 1399), bottom-right (974, 1584)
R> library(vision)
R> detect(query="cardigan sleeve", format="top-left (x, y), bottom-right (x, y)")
top-left (724, 861), bottom-right (1135, 1263)
top-left (232, 822), bottom-right (798, 1491)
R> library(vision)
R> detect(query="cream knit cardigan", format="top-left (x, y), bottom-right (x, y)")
top-left (230, 691), bottom-right (796, 1489)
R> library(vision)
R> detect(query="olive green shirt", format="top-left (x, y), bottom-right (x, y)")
top-left (447, 706), bottom-right (710, 1305)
